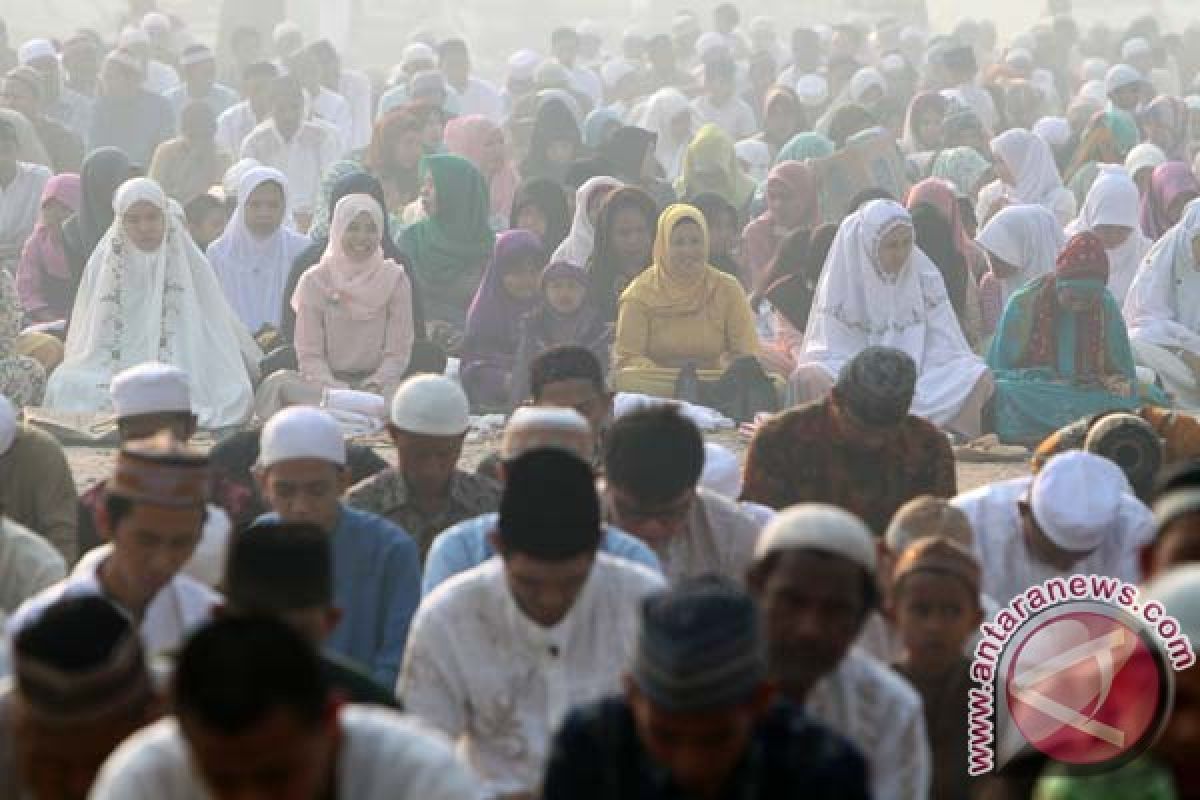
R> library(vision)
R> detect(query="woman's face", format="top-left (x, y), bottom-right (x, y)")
top-left (479, 128), bottom-right (506, 175)
top-left (41, 198), bottom-right (73, 229)
top-left (666, 219), bottom-right (707, 279)
top-left (1167, 193), bottom-right (1198, 227)
top-left (502, 257), bottom-right (541, 299)
top-left (341, 211), bottom-right (379, 261)
top-left (1057, 284), bottom-right (1101, 313)
top-left (392, 128), bottom-right (424, 169)
top-left (916, 112), bottom-right (943, 149)
top-left (515, 204), bottom-right (548, 239)
top-left (766, 179), bottom-right (804, 229)
top-left (876, 224), bottom-right (913, 275)
top-left (122, 200), bottom-right (166, 252)
top-left (545, 275), bottom-right (586, 314)
top-left (610, 206), bottom-right (653, 267)
top-left (1093, 224), bottom-right (1133, 251)
top-left (189, 207), bottom-right (227, 250)
top-left (669, 110), bottom-right (692, 145)
top-left (547, 139), bottom-right (576, 165)
top-left (419, 174), bottom-right (438, 216)
top-left (244, 181), bottom-right (286, 238)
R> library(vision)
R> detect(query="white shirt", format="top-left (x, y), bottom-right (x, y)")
top-left (142, 60), bottom-right (181, 96)
top-left (89, 707), bottom-right (481, 800)
top-left (339, 70), bottom-right (375, 151)
top-left (400, 555), bottom-right (664, 796)
top-left (452, 77), bottom-right (505, 124)
top-left (564, 63), bottom-right (603, 105)
top-left (0, 517), bottom-right (65, 615)
top-left (952, 477), bottom-right (1149, 607)
top-left (808, 650), bottom-right (931, 800)
top-left (6, 544), bottom-right (218, 661)
top-left (0, 162), bottom-right (51, 260)
top-left (310, 87), bottom-right (353, 156)
top-left (215, 101), bottom-right (263, 158)
top-left (648, 489), bottom-right (761, 584)
top-left (690, 95), bottom-right (759, 141)
top-left (240, 120), bottom-right (340, 216)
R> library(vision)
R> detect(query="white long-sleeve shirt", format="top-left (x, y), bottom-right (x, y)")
top-left (240, 120), bottom-right (339, 216)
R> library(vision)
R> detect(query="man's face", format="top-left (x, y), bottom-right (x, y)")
top-left (607, 486), bottom-right (694, 547)
top-left (499, 547), bottom-right (595, 627)
top-left (392, 429), bottom-right (464, 499)
top-left (627, 681), bottom-right (761, 797)
top-left (0, 77), bottom-right (38, 119)
top-left (180, 706), bottom-right (339, 800)
top-left (751, 550), bottom-right (868, 698)
top-left (1018, 500), bottom-right (1094, 571)
top-left (273, 90), bottom-right (305, 137)
top-left (184, 59), bottom-right (216, 92)
top-left (13, 700), bottom-right (150, 800)
top-left (441, 49), bottom-right (469, 85)
top-left (535, 377), bottom-right (611, 433)
top-left (891, 571), bottom-right (982, 676)
top-left (62, 44), bottom-right (100, 83)
top-left (100, 61), bottom-right (140, 98)
top-left (257, 458), bottom-right (345, 533)
top-left (105, 501), bottom-right (206, 605)
top-left (554, 35), bottom-right (578, 67)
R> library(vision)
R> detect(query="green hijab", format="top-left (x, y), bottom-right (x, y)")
top-left (400, 154), bottom-right (495, 288)
top-left (775, 132), bottom-right (835, 165)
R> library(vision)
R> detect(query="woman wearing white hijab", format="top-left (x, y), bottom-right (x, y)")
top-left (987, 128), bottom-right (1077, 226)
top-left (636, 88), bottom-right (696, 182)
top-left (1064, 166), bottom-right (1149, 307)
top-left (207, 167), bottom-right (311, 336)
top-left (551, 176), bottom-right (623, 268)
top-left (794, 199), bottom-right (993, 437)
top-left (1124, 200), bottom-right (1200, 408)
top-left (975, 204), bottom-right (1064, 336)
top-left (46, 178), bottom-right (260, 427)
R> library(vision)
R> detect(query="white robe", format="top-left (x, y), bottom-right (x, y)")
top-left (207, 166), bottom-right (311, 333)
top-left (1064, 165), bottom-right (1150, 307)
top-left (800, 199), bottom-right (990, 429)
top-left (1124, 201), bottom-right (1200, 408)
top-left (989, 128), bottom-right (1078, 227)
top-left (45, 178), bottom-right (260, 428)
top-left (551, 176), bottom-right (623, 268)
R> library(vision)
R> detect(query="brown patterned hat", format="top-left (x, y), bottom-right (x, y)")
top-left (109, 430), bottom-right (208, 508)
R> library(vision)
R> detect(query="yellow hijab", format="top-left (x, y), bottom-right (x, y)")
top-left (623, 203), bottom-right (722, 315)
top-left (674, 124), bottom-right (757, 210)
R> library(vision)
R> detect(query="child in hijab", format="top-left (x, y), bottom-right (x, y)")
top-left (520, 96), bottom-right (584, 184)
top-left (184, 193), bottom-right (229, 252)
top-left (510, 177), bottom-right (572, 253)
top-left (16, 173), bottom-right (81, 325)
top-left (460, 230), bottom-right (546, 411)
top-left (510, 260), bottom-right (611, 406)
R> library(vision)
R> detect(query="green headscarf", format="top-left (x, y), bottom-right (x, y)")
top-left (400, 154), bottom-right (495, 288)
top-left (931, 146), bottom-right (993, 198)
top-left (775, 132), bottom-right (835, 165)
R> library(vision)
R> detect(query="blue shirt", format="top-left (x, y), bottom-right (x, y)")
top-left (258, 506), bottom-right (420, 689)
top-left (422, 513), bottom-right (662, 597)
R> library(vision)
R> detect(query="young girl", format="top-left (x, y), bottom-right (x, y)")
top-left (16, 173), bottom-right (81, 325)
top-left (510, 261), bottom-right (611, 406)
top-left (460, 230), bottom-right (547, 411)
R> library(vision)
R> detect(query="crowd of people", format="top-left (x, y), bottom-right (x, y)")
top-left (2, 0), bottom-right (1200, 797)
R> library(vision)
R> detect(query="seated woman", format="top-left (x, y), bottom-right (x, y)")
top-left (1062, 111), bottom-right (1140, 207)
top-left (793, 199), bottom-right (992, 439)
top-left (361, 106), bottom-right (426, 219)
top-left (984, 128), bottom-right (1077, 227)
top-left (510, 260), bottom-right (612, 405)
top-left (987, 231), bottom-right (1162, 444)
top-left (586, 186), bottom-right (658, 324)
top-left (509, 177), bottom-right (571, 254)
top-left (673, 125), bottom-right (756, 222)
top-left (16, 173), bottom-right (80, 325)
top-left (740, 160), bottom-right (819, 289)
top-left (460, 230), bottom-right (546, 411)
top-left (399, 154), bottom-right (495, 334)
top-left (599, 125), bottom-right (677, 209)
top-left (975, 204), bottom-right (1064, 338)
top-left (519, 96), bottom-right (583, 186)
top-left (1064, 165), bottom-right (1149, 307)
top-left (551, 175), bottom-right (622, 267)
top-left (612, 203), bottom-right (762, 399)
top-left (208, 167), bottom-right (310, 341)
top-left (255, 193), bottom-right (414, 419)
top-left (1125, 200), bottom-right (1200, 409)
top-left (1140, 161), bottom-right (1200, 240)
top-left (46, 178), bottom-right (259, 428)
top-left (444, 114), bottom-right (520, 231)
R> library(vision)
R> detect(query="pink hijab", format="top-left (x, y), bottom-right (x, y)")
top-left (293, 193), bottom-right (405, 320)
top-left (906, 178), bottom-right (973, 261)
top-left (23, 173), bottom-right (81, 280)
top-left (443, 115), bottom-right (519, 225)
top-left (742, 160), bottom-right (818, 285)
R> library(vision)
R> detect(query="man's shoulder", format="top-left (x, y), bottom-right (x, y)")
top-left (759, 401), bottom-right (833, 438)
top-left (0, 518), bottom-right (65, 571)
top-left (339, 505), bottom-right (418, 551)
top-left (89, 718), bottom-right (196, 797)
top-left (345, 467), bottom-right (405, 512)
top-left (695, 489), bottom-right (761, 536)
top-left (417, 558), bottom-right (505, 618)
top-left (339, 707), bottom-right (477, 796)
top-left (592, 552), bottom-right (666, 593)
top-left (450, 469), bottom-right (503, 509)
top-left (842, 650), bottom-right (924, 716)
top-left (758, 701), bottom-right (869, 791)
top-left (10, 425), bottom-right (67, 462)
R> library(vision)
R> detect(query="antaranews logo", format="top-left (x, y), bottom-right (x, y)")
top-left (967, 574), bottom-right (1195, 776)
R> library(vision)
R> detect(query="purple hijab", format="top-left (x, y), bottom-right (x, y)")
top-left (1140, 161), bottom-right (1200, 240)
top-left (462, 229), bottom-right (546, 357)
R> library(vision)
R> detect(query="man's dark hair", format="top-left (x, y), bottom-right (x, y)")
top-left (15, 595), bottom-right (135, 673)
top-left (1155, 460), bottom-right (1200, 500)
top-left (243, 60), bottom-right (279, 83)
top-left (173, 617), bottom-right (329, 735)
top-left (498, 449), bottom-right (602, 560)
top-left (605, 406), bottom-right (705, 503)
top-left (224, 522), bottom-right (333, 613)
top-left (530, 345), bottom-right (605, 400)
top-left (439, 38), bottom-right (468, 58)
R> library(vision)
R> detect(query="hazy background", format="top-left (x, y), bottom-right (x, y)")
top-left (0, 0), bottom-right (1191, 79)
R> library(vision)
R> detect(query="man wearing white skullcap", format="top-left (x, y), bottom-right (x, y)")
top-left (748, 505), bottom-right (931, 800)
top-left (165, 43), bottom-right (238, 122)
top-left (18, 38), bottom-right (93, 135)
top-left (76, 363), bottom-right (230, 588)
top-left (0, 394), bottom-right (77, 564)
top-left (214, 61), bottom-right (279, 159)
top-left (255, 406), bottom-right (420, 688)
top-left (423, 407), bottom-right (660, 596)
top-left (1105, 64), bottom-right (1145, 115)
top-left (345, 375), bottom-right (501, 560)
top-left (953, 451), bottom-right (1150, 607)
